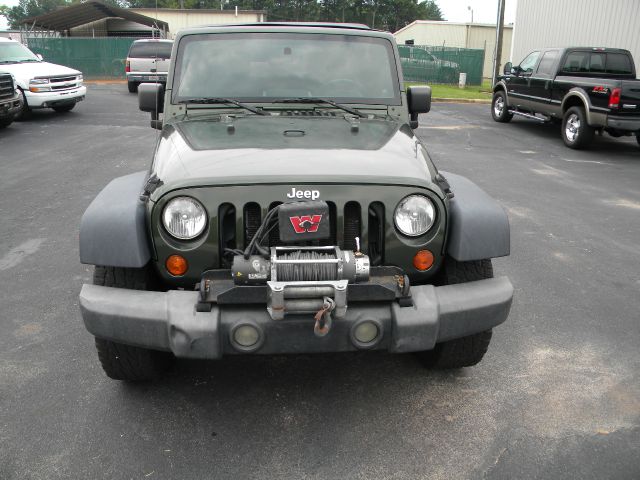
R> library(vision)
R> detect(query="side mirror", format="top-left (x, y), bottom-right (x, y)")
top-left (36, 54), bottom-right (43, 61)
top-left (407, 85), bottom-right (432, 129)
top-left (503, 62), bottom-right (512, 75)
top-left (138, 83), bottom-right (164, 129)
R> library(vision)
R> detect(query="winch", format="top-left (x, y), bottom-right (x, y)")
top-left (227, 201), bottom-right (370, 335)
top-left (231, 246), bottom-right (370, 285)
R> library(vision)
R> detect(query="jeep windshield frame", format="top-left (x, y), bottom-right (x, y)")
top-left (171, 32), bottom-right (402, 106)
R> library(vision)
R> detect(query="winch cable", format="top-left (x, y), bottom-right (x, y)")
top-left (276, 250), bottom-right (338, 282)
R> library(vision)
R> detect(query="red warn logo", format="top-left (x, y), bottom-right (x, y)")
top-left (290, 215), bottom-right (323, 234)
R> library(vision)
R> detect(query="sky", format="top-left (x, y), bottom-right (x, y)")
top-left (438, 0), bottom-right (517, 25)
top-left (0, 0), bottom-right (18, 30)
top-left (0, 0), bottom-right (517, 30)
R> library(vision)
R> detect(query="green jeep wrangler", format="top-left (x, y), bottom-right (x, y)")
top-left (79, 23), bottom-right (513, 381)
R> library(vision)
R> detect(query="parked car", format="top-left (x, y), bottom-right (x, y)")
top-left (398, 45), bottom-right (459, 83)
top-left (492, 47), bottom-right (640, 149)
top-left (0, 72), bottom-right (23, 128)
top-left (125, 39), bottom-right (173, 93)
top-left (79, 23), bottom-right (513, 382)
top-left (0, 37), bottom-right (85, 117)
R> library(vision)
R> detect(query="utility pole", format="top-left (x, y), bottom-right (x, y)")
top-left (492, 0), bottom-right (506, 86)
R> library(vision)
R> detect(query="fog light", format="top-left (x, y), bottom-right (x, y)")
top-left (233, 324), bottom-right (260, 348)
top-left (165, 254), bottom-right (188, 276)
top-left (351, 320), bottom-right (382, 349)
top-left (413, 249), bottom-right (434, 271)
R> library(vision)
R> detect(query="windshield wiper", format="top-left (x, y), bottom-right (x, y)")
top-left (19, 59), bottom-right (40, 63)
top-left (178, 97), bottom-right (268, 116)
top-left (0, 60), bottom-right (18, 64)
top-left (280, 97), bottom-right (366, 118)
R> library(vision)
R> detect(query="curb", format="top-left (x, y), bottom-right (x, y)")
top-left (83, 82), bottom-right (493, 104)
top-left (432, 98), bottom-right (491, 104)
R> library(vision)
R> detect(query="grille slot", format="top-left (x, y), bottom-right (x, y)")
top-left (218, 203), bottom-right (236, 268)
top-left (368, 202), bottom-right (385, 266)
top-left (243, 202), bottom-right (261, 248)
top-left (0, 74), bottom-right (14, 100)
top-left (343, 201), bottom-right (361, 251)
top-left (267, 202), bottom-right (283, 247)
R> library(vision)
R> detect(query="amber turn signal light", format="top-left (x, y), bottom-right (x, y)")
top-left (166, 255), bottom-right (188, 276)
top-left (413, 250), bottom-right (434, 271)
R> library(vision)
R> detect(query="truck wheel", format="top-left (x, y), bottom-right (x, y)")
top-left (636, 133), bottom-right (640, 147)
top-left (0, 117), bottom-right (13, 128)
top-left (561, 106), bottom-right (594, 149)
top-left (52, 103), bottom-right (75, 113)
top-left (491, 90), bottom-right (512, 123)
top-left (417, 257), bottom-right (494, 369)
top-left (14, 90), bottom-right (31, 120)
top-left (127, 81), bottom-right (138, 93)
top-left (92, 265), bottom-right (174, 381)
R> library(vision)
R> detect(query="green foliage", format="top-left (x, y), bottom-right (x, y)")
top-left (1, 0), bottom-right (442, 32)
top-left (123, 0), bottom-right (443, 30)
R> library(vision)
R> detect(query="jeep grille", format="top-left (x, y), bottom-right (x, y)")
top-left (0, 74), bottom-right (14, 100)
top-left (218, 201), bottom-right (385, 268)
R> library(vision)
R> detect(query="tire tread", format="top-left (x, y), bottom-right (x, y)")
top-left (419, 257), bottom-right (495, 369)
top-left (92, 265), bottom-right (172, 381)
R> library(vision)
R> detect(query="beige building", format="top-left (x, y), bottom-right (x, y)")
top-left (394, 20), bottom-right (513, 81)
top-left (511, 0), bottom-right (640, 69)
top-left (129, 8), bottom-right (266, 38)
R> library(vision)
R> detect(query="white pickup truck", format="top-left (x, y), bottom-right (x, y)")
top-left (0, 37), bottom-right (86, 117)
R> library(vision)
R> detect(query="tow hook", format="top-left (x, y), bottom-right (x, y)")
top-left (313, 297), bottom-right (335, 337)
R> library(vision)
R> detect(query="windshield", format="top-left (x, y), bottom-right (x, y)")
top-left (173, 33), bottom-right (400, 105)
top-left (0, 42), bottom-right (40, 63)
top-left (129, 41), bottom-right (173, 59)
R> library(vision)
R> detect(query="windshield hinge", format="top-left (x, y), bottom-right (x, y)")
top-left (140, 173), bottom-right (163, 200)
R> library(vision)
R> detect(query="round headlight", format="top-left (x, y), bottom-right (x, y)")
top-left (162, 196), bottom-right (207, 240)
top-left (394, 195), bottom-right (435, 237)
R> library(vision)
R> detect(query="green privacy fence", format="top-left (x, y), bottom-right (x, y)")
top-left (26, 37), bottom-right (138, 79)
top-left (24, 38), bottom-right (485, 84)
top-left (398, 45), bottom-right (485, 85)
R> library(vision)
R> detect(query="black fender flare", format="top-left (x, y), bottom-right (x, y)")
top-left (79, 171), bottom-right (151, 268)
top-left (442, 172), bottom-right (510, 262)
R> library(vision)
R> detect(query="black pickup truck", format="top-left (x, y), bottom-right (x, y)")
top-left (491, 47), bottom-right (640, 149)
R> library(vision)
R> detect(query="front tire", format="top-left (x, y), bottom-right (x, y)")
top-left (636, 132), bottom-right (640, 148)
top-left (0, 116), bottom-right (14, 128)
top-left (561, 106), bottom-right (594, 149)
top-left (14, 89), bottom-right (31, 120)
top-left (491, 90), bottom-right (513, 123)
top-left (417, 257), bottom-right (495, 369)
top-left (92, 265), bottom-right (174, 381)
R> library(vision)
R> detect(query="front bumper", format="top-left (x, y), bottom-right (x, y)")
top-left (79, 277), bottom-right (513, 359)
top-left (606, 114), bottom-right (640, 132)
top-left (25, 85), bottom-right (86, 109)
top-left (0, 91), bottom-right (23, 117)
top-left (126, 73), bottom-right (167, 83)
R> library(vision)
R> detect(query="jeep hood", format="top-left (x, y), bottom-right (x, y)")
top-left (151, 116), bottom-right (438, 196)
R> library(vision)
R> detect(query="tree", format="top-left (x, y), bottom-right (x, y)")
top-left (2, 0), bottom-right (128, 29)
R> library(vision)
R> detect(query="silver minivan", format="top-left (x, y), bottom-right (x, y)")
top-left (125, 39), bottom-right (173, 93)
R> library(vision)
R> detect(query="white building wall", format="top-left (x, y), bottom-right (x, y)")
top-left (129, 9), bottom-right (265, 38)
top-left (512, 0), bottom-right (640, 74)
top-left (394, 21), bottom-right (513, 80)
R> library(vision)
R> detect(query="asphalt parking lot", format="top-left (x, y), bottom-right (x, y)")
top-left (1, 84), bottom-right (639, 479)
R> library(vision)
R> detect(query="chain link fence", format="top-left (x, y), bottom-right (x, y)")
top-left (26, 37), bottom-right (137, 79)
top-left (398, 45), bottom-right (485, 85)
